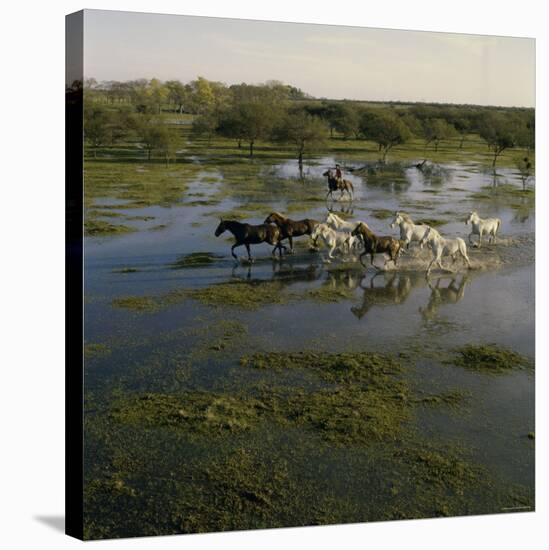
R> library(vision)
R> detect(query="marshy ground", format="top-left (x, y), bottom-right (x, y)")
top-left (83, 130), bottom-right (534, 539)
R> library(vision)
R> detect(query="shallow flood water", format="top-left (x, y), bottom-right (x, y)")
top-left (83, 156), bottom-right (534, 537)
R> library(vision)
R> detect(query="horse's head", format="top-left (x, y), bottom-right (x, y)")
top-left (264, 212), bottom-right (284, 225)
top-left (325, 212), bottom-right (337, 225)
top-left (351, 222), bottom-right (363, 237)
top-left (390, 211), bottom-right (404, 228)
top-left (465, 211), bottom-right (477, 225)
top-left (214, 219), bottom-right (227, 237)
top-left (322, 169), bottom-right (332, 178)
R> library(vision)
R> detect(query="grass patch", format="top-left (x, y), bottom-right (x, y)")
top-left (111, 296), bottom-right (158, 312)
top-left (112, 267), bottom-right (140, 273)
top-left (84, 219), bottom-right (135, 237)
top-left (415, 218), bottom-right (448, 227)
top-left (415, 390), bottom-right (470, 408)
top-left (187, 280), bottom-right (293, 309)
top-left (370, 209), bottom-right (394, 220)
top-left (170, 252), bottom-right (224, 269)
top-left (448, 344), bottom-right (533, 374)
top-left (305, 285), bottom-right (357, 303)
top-left (111, 392), bottom-right (262, 435)
top-left (84, 343), bottom-right (111, 359)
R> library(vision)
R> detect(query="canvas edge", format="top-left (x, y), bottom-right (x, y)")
top-left (65, 9), bottom-right (84, 541)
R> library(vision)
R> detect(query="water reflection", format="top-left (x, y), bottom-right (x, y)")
top-left (414, 163), bottom-right (452, 187)
top-left (419, 274), bottom-right (470, 322)
top-left (231, 260), bottom-right (322, 285)
top-left (326, 201), bottom-right (354, 215)
top-left (351, 272), bottom-right (422, 319)
top-left (226, 258), bottom-right (474, 322)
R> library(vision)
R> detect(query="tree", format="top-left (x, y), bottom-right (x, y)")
top-left (140, 119), bottom-right (182, 163)
top-left (452, 117), bottom-right (471, 148)
top-left (359, 110), bottom-right (411, 163)
top-left (479, 113), bottom-right (517, 168)
top-left (514, 111), bottom-right (535, 156)
top-left (191, 112), bottom-right (219, 145)
top-left (273, 109), bottom-right (328, 176)
top-left (165, 80), bottom-right (188, 113)
top-left (332, 103), bottom-right (361, 140)
top-left (83, 104), bottom-right (111, 158)
top-left (218, 101), bottom-right (279, 157)
top-left (422, 118), bottom-right (457, 153)
top-left (515, 156), bottom-right (533, 191)
top-left (217, 110), bottom-right (246, 149)
top-left (186, 77), bottom-right (216, 114)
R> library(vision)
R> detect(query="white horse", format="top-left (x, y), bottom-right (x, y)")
top-left (325, 213), bottom-right (367, 249)
top-left (311, 223), bottom-right (360, 261)
top-left (419, 226), bottom-right (471, 275)
top-left (465, 211), bottom-right (501, 248)
top-left (390, 212), bottom-right (430, 249)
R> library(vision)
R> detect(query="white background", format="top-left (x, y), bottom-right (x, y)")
top-left (0, 1), bottom-right (546, 548)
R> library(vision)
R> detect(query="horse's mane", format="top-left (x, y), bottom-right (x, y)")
top-left (356, 221), bottom-right (373, 233)
top-left (398, 212), bottom-right (414, 223)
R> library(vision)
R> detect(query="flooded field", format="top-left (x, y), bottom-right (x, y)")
top-left (83, 154), bottom-right (534, 538)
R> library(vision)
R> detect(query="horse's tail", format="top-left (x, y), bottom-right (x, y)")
top-left (347, 180), bottom-right (354, 193)
top-left (496, 218), bottom-right (502, 234)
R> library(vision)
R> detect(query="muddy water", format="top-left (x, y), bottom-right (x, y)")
top-left (84, 157), bottom-right (534, 533)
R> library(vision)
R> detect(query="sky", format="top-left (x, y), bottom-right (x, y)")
top-left (83, 9), bottom-right (535, 107)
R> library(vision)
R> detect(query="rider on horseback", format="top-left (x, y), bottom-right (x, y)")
top-left (335, 164), bottom-right (343, 184)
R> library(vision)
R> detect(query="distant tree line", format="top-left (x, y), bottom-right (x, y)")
top-left (83, 77), bottom-right (535, 170)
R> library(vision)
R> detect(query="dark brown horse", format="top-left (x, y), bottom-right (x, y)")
top-left (323, 169), bottom-right (354, 200)
top-left (214, 219), bottom-right (285, 261)
top-left (351, 222), bottom-right (402, 269)
top-left (264, 212), bottom-right (319, 253)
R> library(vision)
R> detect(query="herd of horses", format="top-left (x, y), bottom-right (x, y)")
top-left (214, 209), bottom-right (501, 275)
top-left (214, 169), bottom-right (502, 275)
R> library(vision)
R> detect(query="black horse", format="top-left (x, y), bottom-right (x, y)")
top-left (214, 220), bottom-right (285, 261)
top-left (323, 169), bottom-right (354, 200)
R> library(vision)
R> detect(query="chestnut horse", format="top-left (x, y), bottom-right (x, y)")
top-left (214, 219), bottom-right (285, 261)
top-left (351, 222), bottom-right (402, 269)
top-left (323, 169), bottom-right (354, 200)
top-left (264, 212), bottom-right (319, 253)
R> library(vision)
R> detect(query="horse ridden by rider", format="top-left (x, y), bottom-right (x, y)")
top-left (323, 164), bottom-right (354, 201)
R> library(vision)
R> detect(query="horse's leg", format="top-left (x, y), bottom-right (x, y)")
top-left (478, 231), bottom-right (483, 248)
top-left (426, 256), bottom-right (437, 275)
top-left (359, 251), bottom-right (368, 268)
top-left (231, 243), bottom-right (241, 260)
top-left (461, 248), bottom-right (472, 269)
top-left (245, 243), bottom-right (253, 263)
top-left (468, 232), bottom-right (475, 245)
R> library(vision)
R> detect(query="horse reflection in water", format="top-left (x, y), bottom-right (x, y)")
top-left (231, 260), bottom-right (322, 286)
top-left (351, 272), bottom-right (421, 319)
top-left (326, 201), bottom-right (354, 217)
top-left (325, 268), bottom-right (363, 292)
top-left (419, 274), bottom-right (470, 321)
